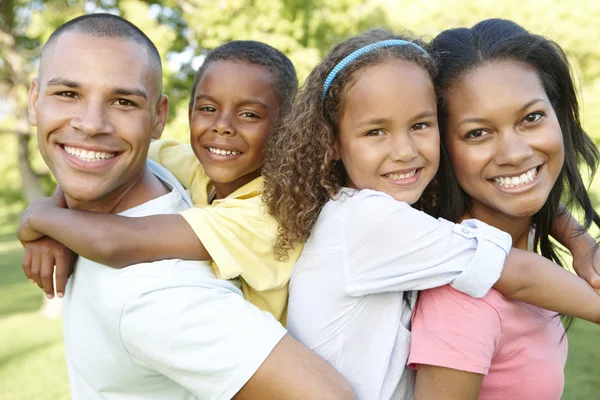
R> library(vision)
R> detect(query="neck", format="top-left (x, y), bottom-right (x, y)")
top-left (468, 202), bottom-right (532, 251)
top-left (65, 166), bottom-right (169, 214)
top-left (213, 170), bottom-right (260, 199)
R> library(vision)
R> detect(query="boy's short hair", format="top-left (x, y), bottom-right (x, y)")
top-left (190, 41), bottom-right (298, 113)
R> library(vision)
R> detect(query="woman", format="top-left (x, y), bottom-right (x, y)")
top-left (409, 18), bottom-right (600, 400)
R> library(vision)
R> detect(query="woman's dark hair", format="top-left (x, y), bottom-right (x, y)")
top-left (262, 29), bottom-right (437, 261)
top-left (432, 18), bottom-right (600, 328)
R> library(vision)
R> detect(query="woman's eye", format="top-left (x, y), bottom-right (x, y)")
top-left (412, 122), bottom-right (429, 131)
top-left (465, 129), bottom-right (488, 139)
top-left (523, 112), bottom-right (544, 123)
top-left (365, 129), bottom-right (384, 137)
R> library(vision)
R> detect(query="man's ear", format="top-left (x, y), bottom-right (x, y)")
top-left (28, 78), bottom-right (40, 126)
top-left (152, 94), bottom-right (169, 140)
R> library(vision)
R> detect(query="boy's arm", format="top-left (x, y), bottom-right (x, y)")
top-left (414, 366), bottom-right (483, 400)
top-left (18, 197), bottom-right (208, 268)
top-left (551, 207), bottom-right (600, 289)
top-left (494, 247), bottom-right (600, 324)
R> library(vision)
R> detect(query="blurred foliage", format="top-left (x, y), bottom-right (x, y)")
top-left (1, 0), bottom-right (599, 209)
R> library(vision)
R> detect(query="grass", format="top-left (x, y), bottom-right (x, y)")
top-left (0, 176), bottom-right (599, 399)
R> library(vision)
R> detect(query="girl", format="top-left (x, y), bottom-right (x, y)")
top-left (262, 29), bottom-right (600, 400)
top-left (409, 19), bottom-right (600, 400)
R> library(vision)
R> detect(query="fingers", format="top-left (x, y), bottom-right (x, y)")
top-left (29, 247), bottom-right (43, 290)
top-left (40, 251), bottom-right (55, 299)
top-left (22, 247), bottom-right (33, 282)
top-left (54, 250), bottom-right (71, 298)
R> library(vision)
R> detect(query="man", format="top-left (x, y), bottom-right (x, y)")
top-left (24, 13), bottom-right (353, 400)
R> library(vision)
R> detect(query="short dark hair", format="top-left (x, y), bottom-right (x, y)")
top-left (42, 13), bottom-right (162, 90)
top-left (189, 41), bottom-right (298, 116)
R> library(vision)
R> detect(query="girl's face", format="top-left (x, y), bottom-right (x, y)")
top-left (336, 59), bottom-right (440, 204)
top-left (444, 60), bottom-right (564, 220)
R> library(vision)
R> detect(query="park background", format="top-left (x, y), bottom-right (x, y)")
top-left (1, 0), bottom-right (599, 398)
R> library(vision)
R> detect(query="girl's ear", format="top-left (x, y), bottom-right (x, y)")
top-left (333, 137), bottom-right (341, 161)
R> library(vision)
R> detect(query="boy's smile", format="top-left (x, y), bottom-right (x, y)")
top-left (189, 60), bottom-right (280, 199)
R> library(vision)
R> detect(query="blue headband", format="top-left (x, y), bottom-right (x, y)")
top-left (321, 39), bottom-right (429, 103)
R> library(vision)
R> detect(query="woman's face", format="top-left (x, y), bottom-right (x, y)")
top-left (444, 60), bottom-right (564, 220)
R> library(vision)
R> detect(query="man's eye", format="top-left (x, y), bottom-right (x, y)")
top-left (56, 91), bottom-right (77, 98)
top-left (412, 122), bottom-right (430, 131)
top-left (115, 99), bottom-right (135, 107)
top-left (198, 106), bottom-right (217, 112)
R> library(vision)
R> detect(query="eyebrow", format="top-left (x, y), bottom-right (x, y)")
top-left (194, 94), bottom-right (268, 110)
top-left (46, 77), bottom-right (148, 101)
top-left (457, 98), bottom-right (548, 128)
top-left (355, 110), bottom-right (436, 128)
top-left (46, 78), bottom-right (80, 88)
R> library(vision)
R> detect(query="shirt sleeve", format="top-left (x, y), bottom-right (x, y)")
top-left (148, 139), bottom-right (206, 191)
top-left (180, 196), bottom-right (299, 291)
top-left (341, 190), bottom-right (512, 297)
top-left (119, 267), bottom-right (286, 399)
top-left (408, 285), bottom-right (502, 374)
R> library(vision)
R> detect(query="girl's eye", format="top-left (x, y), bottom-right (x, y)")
top-left (465, 129), bottom-right (489, 139)
top-left (412, 122), bottom-right (429, 131)
top-left (240, 111), bottom-right (259, 119)
top-left (523, 112), bottom-right (544, 124)
top-left (365, 129), bottom-right (384, 137)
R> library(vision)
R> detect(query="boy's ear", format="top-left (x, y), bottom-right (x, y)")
top-left (28, 78), bottom-right (40, 126)
top-left (152, 94), bottom-right (169, 140)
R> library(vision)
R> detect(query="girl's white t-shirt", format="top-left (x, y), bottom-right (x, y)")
top-left (286, 188), bottom-right (512, 400)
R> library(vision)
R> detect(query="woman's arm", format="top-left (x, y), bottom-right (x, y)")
top-left (551, 207), bottom-right (600, 289)
top-left (414, 365), bottom-right (483, 400)
top-left (494, 248), bottom-right (600, 324)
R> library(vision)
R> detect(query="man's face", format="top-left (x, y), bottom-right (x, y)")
top-left (28, 32), bottom-right (167, 210)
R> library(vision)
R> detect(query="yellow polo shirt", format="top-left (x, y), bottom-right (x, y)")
top-left (148, 139), bottom-right (301, 323)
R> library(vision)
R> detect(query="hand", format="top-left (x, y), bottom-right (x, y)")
top-left (572, 243), bottom-right (600, 295)
top-left (22, 236), bottom-right (76, 299)
top-left (17, 190), bottom-right (67, 243)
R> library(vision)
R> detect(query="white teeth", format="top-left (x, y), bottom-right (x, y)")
top-left (386, 169), bottom-right (417, 180)
top-left (208, 147), bottom-right (241, 156)
top-left (64, 145), bottom-right (116, 162)
top-left (492, 167), bottom-right (539, 188)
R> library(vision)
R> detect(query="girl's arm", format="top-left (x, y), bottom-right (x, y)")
top-left (414, 366), bottom-right (482, 400)
top-left (18, 196), bottom-right (208, 268)
top-left (551, 207), bottom-right (600, 289)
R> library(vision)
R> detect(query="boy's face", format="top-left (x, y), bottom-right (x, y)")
top-left (28, 32), bottom-right (167, 210)
top-left (189, 60), bottom-right (280, 198)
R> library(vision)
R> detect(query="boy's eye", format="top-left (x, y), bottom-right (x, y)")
top-left (240, 111), bottom-right (260, 119)
top-left (412, 122), bottom-right (429, 131)
top-left (465, 129), bottom-right (489, 139)
top-left (523, 111), bottom-right (544, 124)
top-left (198, 105), bottom-right (217, 113)
top-left (365, 129), bottom-right (384, 137)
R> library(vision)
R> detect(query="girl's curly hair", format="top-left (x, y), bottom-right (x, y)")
top-left (262, 29), bottom-right (437, 260)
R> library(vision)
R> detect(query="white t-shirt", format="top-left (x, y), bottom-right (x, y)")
top-left (286, 189), bottom-right (512, 400)
top-left (62, 161), bottom-right (286, 400)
